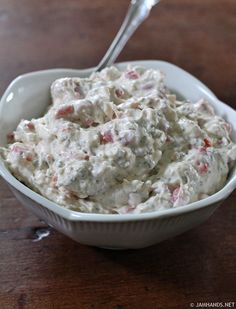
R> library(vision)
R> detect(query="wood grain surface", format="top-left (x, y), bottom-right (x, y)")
top-left (0, 1), bottom-right (235, 308)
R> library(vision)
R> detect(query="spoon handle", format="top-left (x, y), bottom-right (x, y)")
top-left (96, 0), bottom-right (161, 72)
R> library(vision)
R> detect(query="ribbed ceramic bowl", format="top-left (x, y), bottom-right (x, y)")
top-left (0, 60), bottom-right (236, 249)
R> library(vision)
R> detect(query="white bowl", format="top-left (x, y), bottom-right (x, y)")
top-left (0, 60), bottom-right (236, 249)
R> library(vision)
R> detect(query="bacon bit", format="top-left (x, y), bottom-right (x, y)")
top-left (125, 70), bottom-right (139, 80)
top-left (26, 122), bottom-right (35, 131)
top-left (204, 138), bottom-right (212, 148)
top-left (99, 131), bottom-right (113, 144)
top-left (115, 88), bottom-right (124, 98)
top-left (7, 132), bottom-right (15, 143)
top-left (56, 105), bottom-right (74, 119)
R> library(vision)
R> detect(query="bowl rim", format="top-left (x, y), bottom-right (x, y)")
top-left (0, 60), bottom-right (236, 222)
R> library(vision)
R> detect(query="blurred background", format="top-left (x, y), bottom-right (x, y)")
top-left (0, 0), bottom-right (235, 105)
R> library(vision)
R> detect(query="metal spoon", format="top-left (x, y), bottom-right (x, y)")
top-left (96, 0), bottom-right (161, 72)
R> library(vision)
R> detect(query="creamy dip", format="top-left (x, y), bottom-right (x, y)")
top-left (1, 66), bottom-right (236, 214)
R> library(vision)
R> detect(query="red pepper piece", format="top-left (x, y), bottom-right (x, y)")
top-left (196, 160), bottom-right (209, 174)
top-left (26, 154), bottom-right (33, 161)
top-left (125, 70), bottom-right (139, 80)
top-left (115, 88), bottom-right (124, 98)
top-left (56, 105), bottom-right (74, 119)
top-left (27, 122), bottom-right (35, 130)
top-left (100, 131), bottom-right (113, 144)
top-left (204, 138), bottom-right (211, 148)
top-left (171, 186), bottom-right (181, 203)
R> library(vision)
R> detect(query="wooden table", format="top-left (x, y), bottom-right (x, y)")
top-left (0, 1), bottom-right (235, 308)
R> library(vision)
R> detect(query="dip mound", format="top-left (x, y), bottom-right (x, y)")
top-left (1, 66), bottom-right (236, 214)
